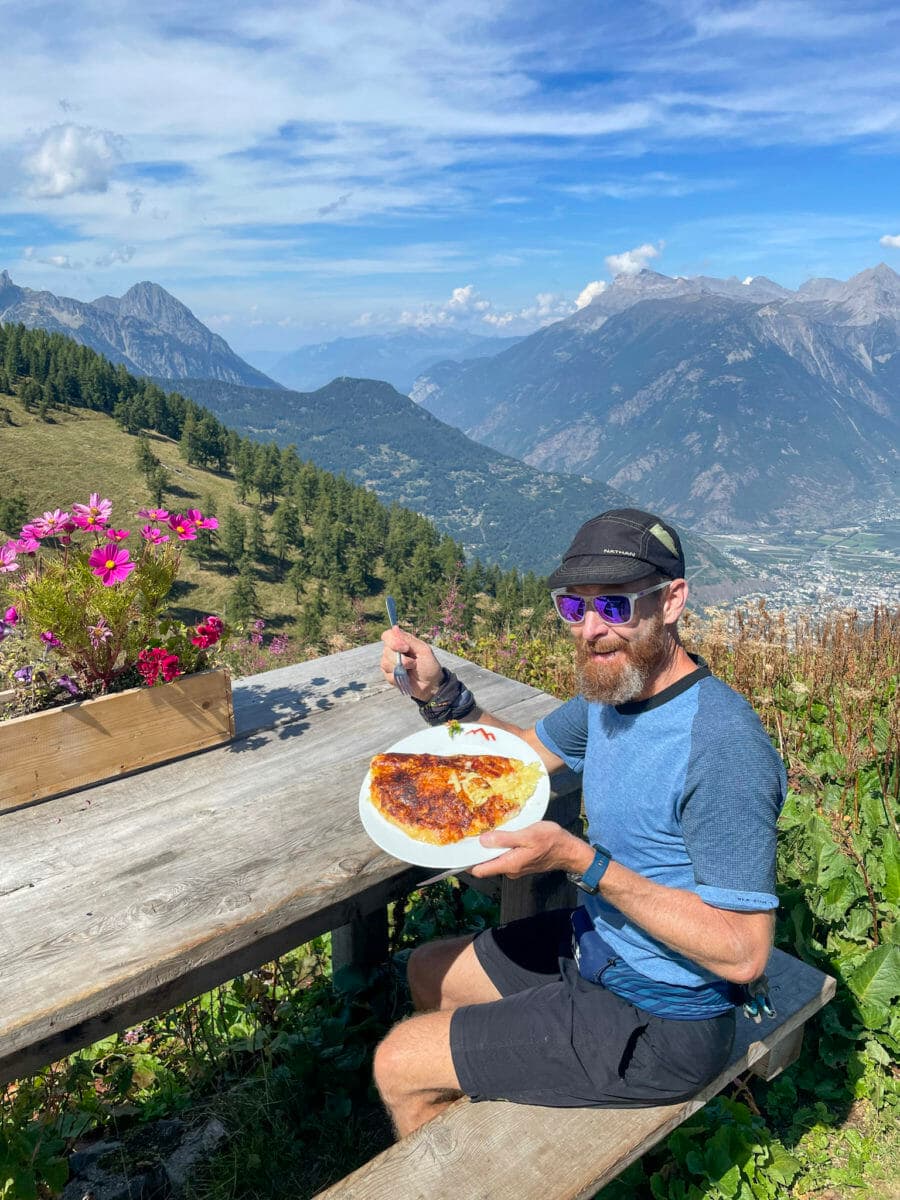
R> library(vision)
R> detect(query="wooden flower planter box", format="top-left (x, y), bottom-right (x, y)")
top-left (0, 668), bottom-right (234, 813)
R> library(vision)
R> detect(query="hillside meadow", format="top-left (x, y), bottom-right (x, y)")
top-left (0, 392), bottom-right (325, 634)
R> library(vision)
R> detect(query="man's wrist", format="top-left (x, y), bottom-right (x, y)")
top-left (567, 837), bottom-right (597, 876)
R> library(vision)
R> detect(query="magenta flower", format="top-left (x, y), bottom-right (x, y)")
top-left (14, 531), bottom-right (40, 553)
top-left (88, 543), bottom-right (136, 585)
top-left (137, 507), bottom-right (169, 521)
top-left (185, 509), bottom-right (218, 530)
top-left (33, 509), bottom-right (72, 537)
top-left (0, 542), bottom-right (19, 573)
top-left (72, 494), bottom-right (112, 528)
top-left (41, 630), bottom-right (62, 647)
top-left (107, 528), bottom-right (130, 542)
top-left (140, 524), bottom-right (170, 544)
top-left (167, 514), bottom-right (197, 541)
top-left (4, 606), bottom-right (18, 624)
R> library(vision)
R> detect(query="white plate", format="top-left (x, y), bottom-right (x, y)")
top-left (359, 723), bottom-right (550, 869)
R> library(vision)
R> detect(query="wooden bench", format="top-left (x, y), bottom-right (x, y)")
top-left (314, 948), bottom-right (835, 1200)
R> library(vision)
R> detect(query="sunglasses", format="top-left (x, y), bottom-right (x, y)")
top-left (551, 580), bottom-right (670, 625)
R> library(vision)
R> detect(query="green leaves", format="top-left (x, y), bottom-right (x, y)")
top-left (847, 944), bottom-right (900, 1029)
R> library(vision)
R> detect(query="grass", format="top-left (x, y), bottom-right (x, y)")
top-left (0, 393), bottom-right (385, 642)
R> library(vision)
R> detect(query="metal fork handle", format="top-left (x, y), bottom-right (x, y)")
top-left (386, 595), bottom-right (399, 626)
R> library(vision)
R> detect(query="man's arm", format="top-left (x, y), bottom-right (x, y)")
top-left (380, 625), bottom-right (567, 774)
top-left (470, 822), bottom-right (774, 984)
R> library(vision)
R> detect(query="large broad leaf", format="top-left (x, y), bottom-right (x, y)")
top-left (847, 944), bottom-right (900, 1011)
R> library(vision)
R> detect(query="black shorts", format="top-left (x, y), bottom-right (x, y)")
top-left (449, 908), bottom-right (735, 1109)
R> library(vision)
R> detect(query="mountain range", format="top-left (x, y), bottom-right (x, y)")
top-left (171, 374), bottom-right (742, 592)
top-left (266, 329), bottom-right (522, 393)
top-left (0, 272), bottom-right (277, 388)
top-left (411, 266), bottom-right (900, 532)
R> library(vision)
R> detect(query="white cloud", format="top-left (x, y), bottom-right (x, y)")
top-left (605, 241), bottom-right (664, 276)
top-left (483, 291), bottom-right (572, 328)
top-left (575, 280), bottom-right (607, 309)
top-left (880, 234), bottom-right (900, 248)
top-left (448, 285), bottom-right (490, 312)
top-left (94, 244), bottom-right (135, 267)
top-left (24, 123), bottom-right (124, 197)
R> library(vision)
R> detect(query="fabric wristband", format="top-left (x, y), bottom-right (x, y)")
top-left (412, 668), bottom-right (477, 726)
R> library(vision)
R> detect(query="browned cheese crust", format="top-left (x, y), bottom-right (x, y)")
top-left (369, 751), bottom-right (542, 844)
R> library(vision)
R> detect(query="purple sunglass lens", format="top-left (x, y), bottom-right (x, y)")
top-left (556, 594), bottom-right (586, 622)
top-left (597, 595), bottom-right (632, 623)
top-left (555, 593), bottom-right (633, 623)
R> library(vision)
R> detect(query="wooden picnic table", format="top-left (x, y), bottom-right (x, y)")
top-left (0, 645), bottom-right (580, 1085)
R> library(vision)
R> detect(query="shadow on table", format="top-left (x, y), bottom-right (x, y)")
top-left (230, 677), bottom-right (370, 747)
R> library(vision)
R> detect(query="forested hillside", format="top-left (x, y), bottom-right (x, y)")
top-left (0, 324), bottom-right (549, 645)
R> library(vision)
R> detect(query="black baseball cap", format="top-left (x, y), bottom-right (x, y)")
top-left (548, 508), bottom-right (686, 588)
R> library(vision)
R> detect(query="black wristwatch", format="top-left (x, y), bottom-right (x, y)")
top-left (567, 844), bottom-right (612, 894)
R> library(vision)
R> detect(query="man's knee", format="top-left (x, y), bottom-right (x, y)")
top-left (372, 1024), bottom-right (405, 1100)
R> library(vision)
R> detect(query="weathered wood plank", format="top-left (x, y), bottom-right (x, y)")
top-left (0, 644), bottom-right (569, 1082)
top-left (0, 669), bottom-right (234, 811)
top-left (313, 950), bottom-right (836, 1200)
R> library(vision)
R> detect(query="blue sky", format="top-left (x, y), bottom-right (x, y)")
top-left (2, 0), bottom-right (900, 355)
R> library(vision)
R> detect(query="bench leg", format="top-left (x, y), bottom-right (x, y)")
top-left (332, 908), bottom-right (389, 975)
top-left (750, 1024), bottom-right (805, 1081)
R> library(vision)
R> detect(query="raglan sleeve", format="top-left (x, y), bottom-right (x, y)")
top-left (535, 695), bottom-right (589, 773)
top-left (680, 691), bottom-right (787, 912)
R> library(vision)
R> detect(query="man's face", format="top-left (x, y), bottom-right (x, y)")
top-left (570, 583), bottom-right (670, 705)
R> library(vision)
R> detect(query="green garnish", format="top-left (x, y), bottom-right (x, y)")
top-left (447, 720), bottom-right (463, 738)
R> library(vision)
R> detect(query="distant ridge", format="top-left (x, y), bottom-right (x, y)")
top-left (171, 374), bottom-right (747, 594)
top-left (0, 272), bottom-right (279, 389)
top-left (269, 329), bottom-right (523, 393)
top-left (411, 266), bottom-right (900, 532)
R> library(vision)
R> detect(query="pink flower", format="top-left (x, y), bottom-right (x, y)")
top-left (20, 523), bottom-right (42, 541)
top-left (88, 619), bottom-right (112, 647)
top-left (41, 630), bottom-right (62, 647)
top-left (167, 515), bottom-right (197, 541)
top-left (0, 542), bottom-right (19, 573)
top-left (107, 528), bottom-right (130, 542)
top-left (14, 531), bottom-right (40, 553)
top-left (205, 615), bottom-right (224, 634)
top-left (4, 606), bottom-right (18, 624)
top-left (185, 509), bottom-right (218, 530)
top-left (88, 543), bottom-right (136, 586)
top-left (137, 508), bottom-right (169, 521)
top-left (33, 509), bottom-right (71, 537)
top-left (72, 494), bottom-right (112, 528)
top-left (140, 524), bottom-right (170, 544)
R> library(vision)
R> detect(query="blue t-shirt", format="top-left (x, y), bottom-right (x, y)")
top-left (536, 662), bottom-right (786, 1001)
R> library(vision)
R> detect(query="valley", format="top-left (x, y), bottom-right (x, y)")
top-left (707, 504), bottom-right (899, 617)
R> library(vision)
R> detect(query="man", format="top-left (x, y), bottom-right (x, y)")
top-left (376, 508), bottom-right (786, 1138)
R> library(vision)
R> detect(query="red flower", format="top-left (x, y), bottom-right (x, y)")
top-left (191, 621), bottom-right (221, 648)
top-left (138, 646), bottom-right (181, 685)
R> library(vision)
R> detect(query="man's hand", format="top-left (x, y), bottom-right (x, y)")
top-left (380, 624), bottom-right (445, 701)
top-left (469, 821), bottom-right (594, 880)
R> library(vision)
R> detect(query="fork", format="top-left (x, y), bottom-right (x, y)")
top-left (385, 595), bottom-right (412, 696)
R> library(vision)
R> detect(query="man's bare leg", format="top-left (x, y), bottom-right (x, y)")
top-left (373, 1010), bottom-right (462, 1136)
top-left (407, 933), bottom-right (502, 1012)
top-left (375, 933), bottom-right (503, 1136)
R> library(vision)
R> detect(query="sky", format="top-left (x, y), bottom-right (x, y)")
top-left (2, 0), bottom-right (900, 358)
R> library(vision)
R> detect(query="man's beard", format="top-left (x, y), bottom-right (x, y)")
top-left (574, 610), bottom-right (670, 705)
